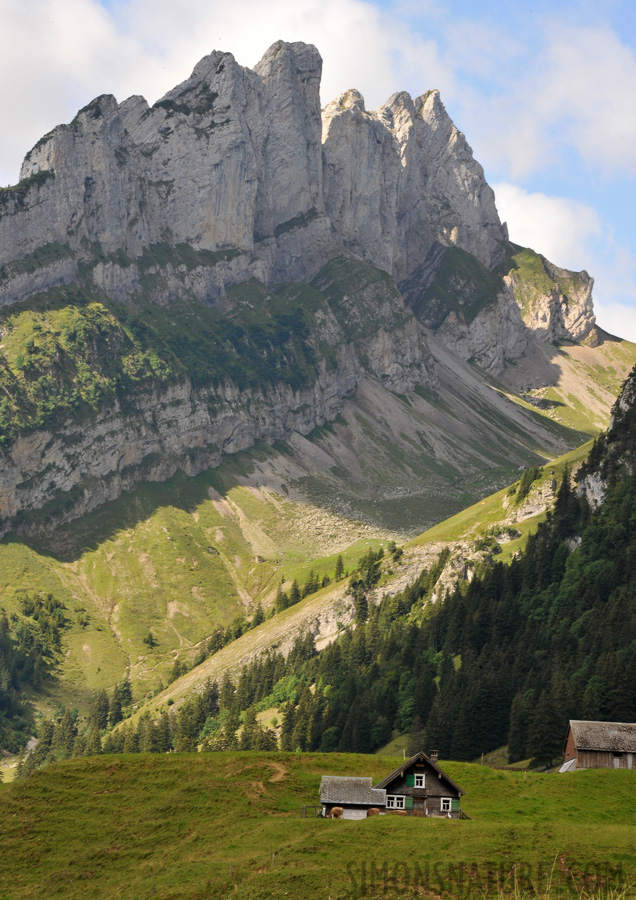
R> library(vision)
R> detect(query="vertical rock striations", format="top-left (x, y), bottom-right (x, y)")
top-left (0, 39), bottom-right (602, 532)
top-left (322, 88), bottom-right (507, 281)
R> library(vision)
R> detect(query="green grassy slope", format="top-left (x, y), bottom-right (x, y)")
top-left (0, 460), bottom-right (386, 711)
top-left (0, 752), bottom-right (633, 899)
top-left (408, 440), bottom-right (593, 554)
top-left (0, 423), bottom-right (607, 725)
top-left (116, 440), bottom-right (595, 722)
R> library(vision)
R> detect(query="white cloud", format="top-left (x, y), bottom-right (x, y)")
top-left (466, 23), bottom-right (636, 180)
top-left (492, 182), bottom-right (602, 271)
top-left (493, 181), bottom-right (636, 342)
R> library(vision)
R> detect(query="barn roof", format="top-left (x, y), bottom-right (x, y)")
top-left (569, 720), bottom-right (636, 752)
top-left (320, 776), bottom-right (386, 806)
top-left (374, 751), bottom-right (465, 796)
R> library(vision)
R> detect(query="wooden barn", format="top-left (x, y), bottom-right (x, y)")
top-left (320, 776), bottom-right (386, 819)
top-left (560, 720), bottom-right (636, 772)
top-left (375, 751), bottom-right (465, 818)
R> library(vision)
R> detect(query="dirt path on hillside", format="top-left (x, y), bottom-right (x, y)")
top-left (267, 762), bottom-right (288, 783)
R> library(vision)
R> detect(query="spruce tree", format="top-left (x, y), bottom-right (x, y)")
top-left (156, 712), bottom-right (173, 752)
top-left (527, 688), bottom-right (564, 768)
top-left (117, 679), bottom-right (133, 707)
top-left (508, 691), bottom-right (529, 763)
top-left (123, 725), bottom-right (139, 754)
top-left (86, 726), bottom-right (102, 756)
top-left (280, 702), bottom-right (296, 751)
top-left (109, 693), bottom-right (123, 727)
top-left (89, 690), bottom-right (110, 731)
top-left (240, 707), bottom-right (259, 750)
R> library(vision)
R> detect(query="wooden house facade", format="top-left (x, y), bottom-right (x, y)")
top-left (319, 752), bottom-right (465, 820)
top-left (375, 751), bottom-right (465, 818)
top-left (560, 720), bottom-right (636, 772)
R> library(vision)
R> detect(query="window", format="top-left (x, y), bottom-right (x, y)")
top-left (440, 797), bottom-right (452, 812)
top-left (414, 774), bottom-right (425, 788)
top-left (386, 795), bottom-right (405, 809)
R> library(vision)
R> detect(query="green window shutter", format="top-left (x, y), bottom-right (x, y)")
top-left (405, 796), bottom-right (414, 810)
top-left (451, 798), bottom-right (460, 811)
top-left (405, 773), bottom-right (415, 787)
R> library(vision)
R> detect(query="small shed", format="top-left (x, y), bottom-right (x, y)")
top-left (320, 776), bottom-right (386, 819)
top-left (374, 751), bottom-right (465, 818)
top-left (561, 720), bottom-right (636, 772)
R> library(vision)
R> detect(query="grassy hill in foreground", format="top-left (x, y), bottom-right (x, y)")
top-left (0, 752), bottom-right (633, 899)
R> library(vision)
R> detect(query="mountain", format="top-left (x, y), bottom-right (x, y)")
top-left (1, 41), bottom-right (636, 747)
top-left (0, 40), bottom-right (630, 544)
top-left (94, 364), bottom-right (636, 767)
top-left (6, 363), bottom-right (636, 775)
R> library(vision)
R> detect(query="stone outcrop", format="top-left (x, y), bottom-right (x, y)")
top-left (322, 88), bottom-right (507, 280)
top-left (0, 258), bottom-right (432, 536)
top-left (400, 243), bottom-right (597, 375)
top-left (1, 41), bottom-right (337, 304)
top-left (433, 283), bottom-right (529, 375)
top-left (506, 253), bottom-right (597, 345)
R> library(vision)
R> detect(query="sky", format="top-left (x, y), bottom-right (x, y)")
top-left (1, 0), bottom-right (635, 338)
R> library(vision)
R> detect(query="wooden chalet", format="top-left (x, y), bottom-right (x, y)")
top-left (320, 776), bottom-right (386, 819)
top-left (319, 752), bottom-right (465, 819)
top-left (375, 751), bottom-right (465, 818)
top-left (560, 720), bottom-right (636, 772)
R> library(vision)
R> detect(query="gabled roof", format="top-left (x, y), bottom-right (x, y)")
top-left (320, 776), bottom-right (386, 806)
top-left (374, 751), bottom-right (465, 796)
top-left (569, 720), bottom-right (636, 753)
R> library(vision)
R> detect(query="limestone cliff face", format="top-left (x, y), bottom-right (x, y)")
top-left (0, 39), bottom-right (595, 354)
top-left (0, 258), bottom-right (432, 536)
top-left (321, 88), bottom-right (507, 281)
top-left (399, 243), bottom-right (597, 375)
top-left (1, 41), bottom-right (336, 304)
top-left (505, 251), bottom-right (596, 346)
top-left (0, 38), bottom-right (601, 533)
top-left (433, 284), bottom-right (529, 376)
top-left (0, 41), bottom-right (509, 308)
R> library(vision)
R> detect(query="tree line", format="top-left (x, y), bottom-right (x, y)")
top-left (0, 594), bottom-right (68, 756)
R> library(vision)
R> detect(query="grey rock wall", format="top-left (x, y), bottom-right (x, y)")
top-left (0, 37), bottom-right (601, 533)
top-left (0, 40), bottom-right (508, 307)
top-left (0, 272), bottom-right (432, 535)
top-left (322, 88), bottom-right (507, 281)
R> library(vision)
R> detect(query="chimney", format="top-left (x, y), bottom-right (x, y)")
top-left (430, 750), bottom-right (439, 763)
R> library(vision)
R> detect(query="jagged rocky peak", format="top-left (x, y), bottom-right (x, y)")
top-left (0, 35), bottom-right (595, 354)
top-left (321, 84), bottom-right (507, 281)
top-left (2, 40), bottom-right (333, 298)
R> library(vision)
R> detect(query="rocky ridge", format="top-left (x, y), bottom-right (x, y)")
top-left (576, 364), bottom-right (636, 508)
top-left (0, 39), bottom-right (605, 534)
